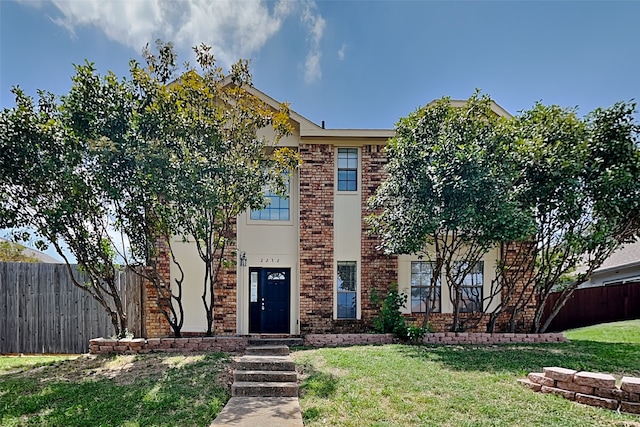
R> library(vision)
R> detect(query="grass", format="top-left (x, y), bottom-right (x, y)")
top-left (564, 319), bottom-right (640, 343)
top-left (0, 352), bottom-right (231, 426)
top-left (293, 320), bottom-right (640, 426)
top-left (2, 320), bottom-right (639, 426)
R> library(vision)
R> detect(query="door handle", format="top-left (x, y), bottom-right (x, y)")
top-left (261, 303), bottom-right (265, 311)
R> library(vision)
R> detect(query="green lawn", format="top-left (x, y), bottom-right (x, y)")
top-left (564, 319), bottom-right (640, 343)
top-left (0, 353), bottom-right (231, 427)
top-left (293, 320), bottom-right (640, 426)
top-left (2, 320), bottom-right (639, 426)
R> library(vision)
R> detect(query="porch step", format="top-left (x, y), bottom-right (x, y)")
top-left (234, 369), bottom-right (298, 382)
top-left (235, 355), bottom-right (296, 372)
top-left (245, 345), bottom-right (290, 356)
top-left (248, 337), bottom-right (304, 347)
top-left (231, 381), bottom-right (299, 397)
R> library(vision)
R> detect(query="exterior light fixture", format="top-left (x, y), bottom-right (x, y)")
top-left (240, 252), bottom-right (247, 267)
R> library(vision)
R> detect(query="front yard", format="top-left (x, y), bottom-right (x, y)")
top-left (1, 320), bottom-right (639, 426)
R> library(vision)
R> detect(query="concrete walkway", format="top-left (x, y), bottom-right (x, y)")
top-left (210, 396), bottom-right (303, 426)
top-left (210, 338), bottom-right (304, 427)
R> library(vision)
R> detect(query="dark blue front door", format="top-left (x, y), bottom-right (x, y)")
top-left (249, 268), bottom-right (290, 334)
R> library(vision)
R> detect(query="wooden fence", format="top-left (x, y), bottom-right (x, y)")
top-left (542, 281), bottom-right (640, 332)
top-left (0, 262), bottom-right (143, 354)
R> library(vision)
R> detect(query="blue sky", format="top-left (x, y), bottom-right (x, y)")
top-left (2, 0), bottom-right (640, 130)
top-left (1, 0), bottom-right (640, 260)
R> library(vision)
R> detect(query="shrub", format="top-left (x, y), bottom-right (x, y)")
top-left (372, 283), bottom-right (408, 339)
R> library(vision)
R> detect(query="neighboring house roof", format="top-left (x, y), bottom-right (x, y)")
top-left (577, 239), bottom-right (640, 287)
top-left (593, 239), bottom-right (640, 274)
top-left (0, 237), bottom-right (62, 263)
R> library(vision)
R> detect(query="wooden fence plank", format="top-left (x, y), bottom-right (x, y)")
top-left (542, 282), bottom-right (640, 332)
top-left (0, 263), bottom-right (142, 354)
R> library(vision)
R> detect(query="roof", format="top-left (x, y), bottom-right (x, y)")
top-left (594, 239), bottom-right (640, 273)
top-left (0, 237), bottom-right (62, 263)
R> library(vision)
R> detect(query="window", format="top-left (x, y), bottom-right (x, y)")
top-left (337, 148), bottom-right (358, 191)
top-left (250, 177), bottom-right (290, 221)
top-left (455, 261), bottom-right (484, 313)
top-left (337, 261), bottom-right (357, 319)
top-left (411, 261), bottom-right (441, 313)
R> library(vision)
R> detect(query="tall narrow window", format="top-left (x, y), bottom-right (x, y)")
top-left (337, 261), bottom-right (357, 319)
top-left (250, 176), bottom-right (290, 221)
top-left (337, 148), bottom-right (358, 191)
top-left (454, 261), bottom-right (484, 313)
top-left (411, 261), bottom-right (441, 313)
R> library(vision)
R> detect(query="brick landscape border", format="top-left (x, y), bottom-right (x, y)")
top-left (89, 336), bottom-right (248, 354)
top-left (304, 332), bottom-right (566, 347)
top-left (89, 332), bottom-right (567, 354)
top-left (519, 367), bottom-right (640, 415)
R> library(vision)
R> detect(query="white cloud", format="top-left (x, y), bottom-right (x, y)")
top-left (300, 1), bottom-right (325, 83)
top-left (338, 42), bottom-right (347, 61)
top-left (46, 0), bottom-right (295, 68)
top-left (34, 0), bottom-right (326, 83)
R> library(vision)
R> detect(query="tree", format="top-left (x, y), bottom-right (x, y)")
top-left (0, 240), bottom-right (39, 262)
top-left (0, 87), bottom-right (130, 337)
top-left (507, 101), bottom-right (640, 333)
top-left (368, 93), bottom-right (533, 332)
top-left (0, 40), bottom-right (299, 338)
top-left (131, 42), bottom-right (299, 336)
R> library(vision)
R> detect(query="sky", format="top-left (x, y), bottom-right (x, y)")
top-left (2, 0), bottom-right (640, 130)
top-left (1, 0), bottom-right (640, 260)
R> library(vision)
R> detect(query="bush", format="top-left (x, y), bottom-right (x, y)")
top-left (372, 283), bottom-right (408, 339)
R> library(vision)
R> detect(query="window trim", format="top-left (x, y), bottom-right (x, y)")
top-left (455, 261), bottom-right (484, 313)
top-left (336, 261), bottom-right (358, 319)
top-left (336, 147), bottom-right (359, 193)
top-left (410, 261), bottom-right (441, 314)
top-left (247, 172), bottom-right (294, 225)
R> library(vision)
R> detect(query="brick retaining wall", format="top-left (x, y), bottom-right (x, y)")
top-left (89, 337), bottom-right (248, 354)
top-left (519, 367), bottom-right (640, 415)
top-left (90, 332), bottom-right (567, 354)
top-left (304, 332), bottom-right (566, 347)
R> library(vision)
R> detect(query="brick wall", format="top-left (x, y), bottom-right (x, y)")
top-left (89, 336), bottom-right (248, 354)
top-left (299, 143), bottom-right (335, 333)
top-left (521, 367), bottom-right (640, 415)
top-left (213, 219), bottom-right (238, 335)
top-left (143, 237), bottom-right (172, 338)
top-left (361, 144), bottom-right (398, 329)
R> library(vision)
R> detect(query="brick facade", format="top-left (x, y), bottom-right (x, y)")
top-left (360, 144), bottom-right (398, 329)
top-left (299, 143), bottom-right (335, 333)
top-left (142, 238), bottom-right (172, 338)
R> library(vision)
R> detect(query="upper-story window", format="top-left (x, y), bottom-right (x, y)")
top-left (337, 148), bottom-right (358, 191)
top-left (250, 176), bottom-right (290, 221)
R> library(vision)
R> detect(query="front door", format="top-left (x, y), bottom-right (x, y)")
top-left (249, 268), bottom-right (291, 334)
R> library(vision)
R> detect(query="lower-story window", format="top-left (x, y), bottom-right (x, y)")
top-left (455, 261), bottom-right (484, 313)
top-left (337, 261), bottom-right (357, 319)
top-left (411, 261), bottom-right (441, 313)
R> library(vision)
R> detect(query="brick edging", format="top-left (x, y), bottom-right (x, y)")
top-left (304, 332), bottom-right (566, 347)
top-left (520, 367), bottom-right (640, 415)
top-left (89, 332), bottom-right (567, 354)
top-left (89, 336), bottom-right (248, 354)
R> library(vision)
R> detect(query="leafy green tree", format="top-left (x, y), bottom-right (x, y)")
top-left (0, 240), bottom-right (39, 262)
top-left (131, 42), bottom-right (299, 336)
top-left (1, 40), bottom-right (299, 338)
top-left (368, 93), bottom-right (533, 332)
top-left (0, 87), bottom-right (130, 337)
top-left (507, 102), bottom-right (640, 333)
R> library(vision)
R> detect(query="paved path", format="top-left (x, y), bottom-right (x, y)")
top-left (210, 396), bottom-right (303, 426)
top-left (211, 339), bottom-right (304, 426)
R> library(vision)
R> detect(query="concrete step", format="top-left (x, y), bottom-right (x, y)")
top-left (248, 338), bottom-right (304, 347)
top-left (232, 381), bottom-right (299, 397)
top-left (245, 345), bottom-right (290, 356)
top-left (236, 355), bottom-right (296, 371)
top-left (234, 370), bottom-right (298, 383)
